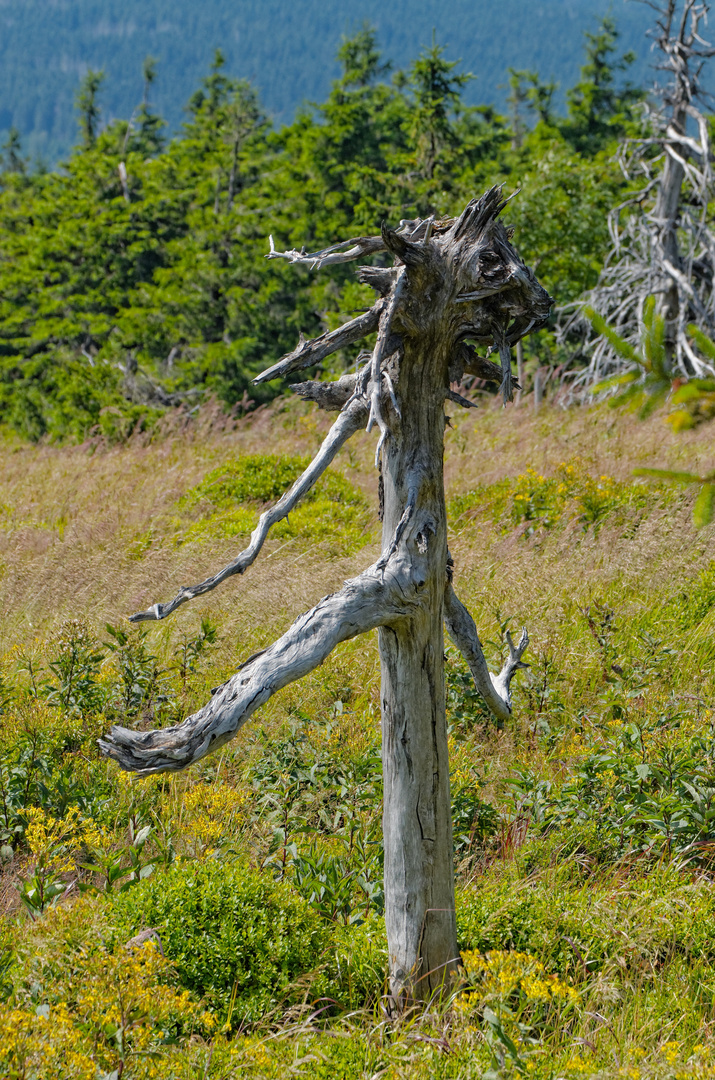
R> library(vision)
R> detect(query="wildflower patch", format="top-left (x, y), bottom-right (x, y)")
top-left (449, 458), bottom-right (657, 538)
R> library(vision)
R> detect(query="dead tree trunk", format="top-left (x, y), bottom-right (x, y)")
top-left (562, 0), bottom-right (715, 386)
top-left (654, 104), bottom-right (687, 363)
top-left (378, 301), bottom-right (454, 999)
top-left (100, 187), bottom-right (551, 1002)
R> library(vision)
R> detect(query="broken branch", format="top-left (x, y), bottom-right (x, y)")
top-left (104, 555), bottom-right (416, 773)
top-left (444, 583), bottom-right (528, 722)
top-left (129, 393), bottom-right (369, 622)
top-left (254, 303), bottom-right (384, 384)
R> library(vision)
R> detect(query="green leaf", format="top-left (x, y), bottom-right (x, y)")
top-left (584, 306), bottom-right (643, 365)
top-left (591, 372), bottom-right (638, 395)
top-left (688, 324), bottom-right (715, 364)
top-left (633, 467), bottom-right (704, 484)
top-left (693, 483), bottom-right (715, 528)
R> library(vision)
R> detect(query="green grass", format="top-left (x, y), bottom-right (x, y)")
top-left (0, 396), bottom-right (714, 1077)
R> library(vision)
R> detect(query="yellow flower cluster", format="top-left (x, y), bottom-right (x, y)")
top-left (0, 941), bottom-right (208, 1080)
top-left (507, 459), bottom-right (640, 535)
top-left (0, 1001), bottom-right (96, 1079)
top-left (565, 1054), bottom-right (593, 1074)
top-left (460, 949), bottom-right (578, 1008)
top-left (183, 782), bottom-right (250, 854)
top-left (233, 1034), bottom-right (273, 1068)
top-left (25, 805), bottom-right (103, 875)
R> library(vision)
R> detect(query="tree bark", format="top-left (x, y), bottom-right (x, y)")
top-left (654, 106), bottom-right (686, 367)
top-left (379, 328), bottom-right (457, 1003)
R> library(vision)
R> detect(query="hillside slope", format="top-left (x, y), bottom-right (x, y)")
top-left (1, 396), bottom-right (714, 1077)
top-left (0, 0), bottom-right (655, 162)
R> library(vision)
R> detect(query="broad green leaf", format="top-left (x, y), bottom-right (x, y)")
top-left (693, 483), bottom-right (715, 528)
top-left (633, 467), bottom-right (704, 483)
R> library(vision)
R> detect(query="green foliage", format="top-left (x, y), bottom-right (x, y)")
top-left (104, 622), bottom-right (167, 719)
top-left (109, 858), bottom-right (329, 1023)
top-left (586, 301), bottom-right (715, 529)
top-left (181, 454), bottom-right (308, 508)
top-left (563, 16), bottom-right (642, 153)
top-left (456, 868), bottom-right (715, 980)
top-left (173, 616), bottom-right (218, 690)
top-left (587, 295), bottom-right (672, 418)
top-left (670, 560), bottom-right (715, 631)
top-left (44, 619), bottom-right (104, 716)
top-left (449, 459), bottom-right (654, 539)
top-left (178, 453), bottom-right (373, 552)
top-left (0, 23), bottom-right (638, 442)
top-left (75, 70), bottom-right (105, 149)
top-left (510, 712), bottom-right (715, 862)
top-left (403, 35), bottom-right (474, 180)
top-left (0, 129), bottom-right (26, 175)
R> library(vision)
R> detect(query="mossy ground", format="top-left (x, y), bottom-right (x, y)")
top-left (0, 393), bottom-right (714, 1078)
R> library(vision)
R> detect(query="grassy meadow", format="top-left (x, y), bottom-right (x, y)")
top-left (1, 392), bottom-right (715, 1078)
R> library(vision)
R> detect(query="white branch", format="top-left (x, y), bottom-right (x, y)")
top-left (129, 393), bottom-right (369, 623)
top-left (103, 554), bottom-right (415, 773)
top-left (367, 269), bottom-right (406, 466)
top-left (265, 218), bottom-right (432, 271)
top-left (444, 583), bottom-right (528, 722)
top-left (266, 233), bottom-right (385, 269)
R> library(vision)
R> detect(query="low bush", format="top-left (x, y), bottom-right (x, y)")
top-left (449, 458), bottom-right (659, 538)
top-left (176, 452), bottom-right (374, 552)
top-left (110, 858), bottom-right (332, 1023)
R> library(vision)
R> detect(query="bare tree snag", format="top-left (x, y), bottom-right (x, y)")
top-left (100, 186), bottom-right (552, 1003)
top-left (564, 0), bottom-right (715, 385)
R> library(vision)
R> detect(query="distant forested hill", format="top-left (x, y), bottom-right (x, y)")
top-left (0, 0), bottom-right (655, 162)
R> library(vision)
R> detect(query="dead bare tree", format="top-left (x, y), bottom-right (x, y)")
top-left (99, 187), bottom-right (551, 1003)
top-left (563, 0), bottom-right (715, 387)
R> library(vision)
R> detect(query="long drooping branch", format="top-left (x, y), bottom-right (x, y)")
top-left (444, 583), bottom-right (528, 722)
top-left (103, 551), bottom-right (417, 774)
top-left (130, 390), bottom-right (369, 623)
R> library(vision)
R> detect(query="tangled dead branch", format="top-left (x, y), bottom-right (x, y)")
top-left (562, 0), bottom-right (715, 389)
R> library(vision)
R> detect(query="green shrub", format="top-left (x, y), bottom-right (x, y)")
top-left (507, 712), bottom-right (715, 861)
top-left (448, 459), bottom-right (656, 538)
top-left (181, 454), bottom-right (309, 509)
top-left (177, 453), bottom-right (374, 552)
top-left (109, 858), bottom-right (331, 1023)
top-left (456, 869), bottom-right (715, 983)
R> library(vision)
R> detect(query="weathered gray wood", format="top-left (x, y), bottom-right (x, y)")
top-left (291, 372), bottom-right (360, 411)
top-left (565, 0), bottom-right (715, 385)
top-left (102, 186), bottom-right (551, 1007)
top-left (254, 305), bottom-right (383, 385)
top-left (373, 191), bottom-right (548, 1000)
top-left (377, 279), bottom-right (457, 1002)
top-left (293, 344), bottom-right (506, 415)
top-left (102, 546), bottom-right (419, 772)
top-left (444, 583), bottom-right (528, 723)
top-left (129, 392), bottom-right (369, 622)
